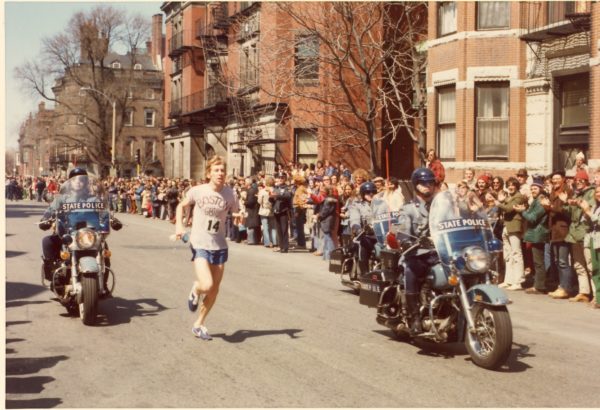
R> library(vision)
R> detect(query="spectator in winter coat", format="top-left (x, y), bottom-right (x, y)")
top-left (562, 170), bottom-right (595, 303)
top-left (318, 186), bottom-right (338, 261)
top-left (495, 177), bottom-right (526, 290)
top-left (515, 175), bottom-right (550, 294)
top-left (244, 178), bottom-right (261, 245)
top-left (426, 149), bottom-right (445, 187)
top-left (540, 170), bottom-right (575, 299)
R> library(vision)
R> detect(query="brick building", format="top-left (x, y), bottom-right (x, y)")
top-left (426, 1), bottom-right (598, 182)
top-left (18, 14), bottom-right (166, 178)
top-left (17, 102), bottom-right (56, 178)
top-left (161, 2), bottom-right (422, 179)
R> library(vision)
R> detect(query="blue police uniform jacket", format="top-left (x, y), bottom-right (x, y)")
top-left (396, 195), bottom-right (432, 256)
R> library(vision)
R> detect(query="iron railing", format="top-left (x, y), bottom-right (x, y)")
top-left (168, 85), bottom-right (228, 117)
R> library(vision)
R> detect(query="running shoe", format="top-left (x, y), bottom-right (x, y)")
top-left (188, 286), bottom-right (199, 312)
top-left (192, 325), bottom-right (213, 340)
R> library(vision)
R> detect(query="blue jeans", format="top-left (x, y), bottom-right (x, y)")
top-left (552, 242), bottom-right (577, 294)
top-left (322, 232), bottom-right (335, 260)
top-left (247, 228), bottom-right (259, 245)
top-left (260, 216), bottom-right (277, 247)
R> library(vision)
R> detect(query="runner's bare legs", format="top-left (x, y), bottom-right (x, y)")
top-left (191, 258), bottom-right (224, 328)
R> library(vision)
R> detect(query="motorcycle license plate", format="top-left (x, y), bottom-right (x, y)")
top-left (362, 282), bottom-right (380, 293)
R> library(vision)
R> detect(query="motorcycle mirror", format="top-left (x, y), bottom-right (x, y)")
top-left (110, 218), bottom-right (123, 231)
top-left (487, 238), bottom-right (502, 253)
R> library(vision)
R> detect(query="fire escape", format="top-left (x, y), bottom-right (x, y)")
top-left (167, 3), bottom-right (229, 123)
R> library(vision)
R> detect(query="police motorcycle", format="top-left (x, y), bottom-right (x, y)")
top-left (329, 218), bottom-right (380, 294)
top-left (359, 190), bottom-right (513, 370)
top-left (38, 173), bottom-right (122, 325)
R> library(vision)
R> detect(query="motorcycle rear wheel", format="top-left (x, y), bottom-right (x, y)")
top-left (465, 305), bottom-right (512, 370)
top-left (79, 276), bottom-right (99, 326)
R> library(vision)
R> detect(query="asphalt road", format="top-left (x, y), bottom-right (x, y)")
top-left (5, 201), bottom-right (600, 408)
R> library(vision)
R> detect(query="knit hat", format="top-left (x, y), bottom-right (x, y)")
top-left (575, 170), bottom-right (589, 181)
top-left (576, 151), bottom-right (586, 160)
top-left (531, 175), bottom-right (545, 190)
top-left (477, 174), bottom-right (490, 184)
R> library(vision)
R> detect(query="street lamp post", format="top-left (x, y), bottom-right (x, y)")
top-left (81, 86), bottom-right (117, 177)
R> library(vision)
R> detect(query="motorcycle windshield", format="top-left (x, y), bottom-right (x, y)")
top-left (429, 190), bottom-right (494, 265)
top-left (55, 175), bottom-right (110, 233)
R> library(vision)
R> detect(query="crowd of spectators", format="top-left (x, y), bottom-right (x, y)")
top-left (7, 152), bottom-right (599, 309)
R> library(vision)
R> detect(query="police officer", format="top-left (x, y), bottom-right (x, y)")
top-left (40, 167), bottom-right (91, 278)
top-left (396, 168), bottom-right (438, 335)
top-left (348, 181), bottom-right (378, 275)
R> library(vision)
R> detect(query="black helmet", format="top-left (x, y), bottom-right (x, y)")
top-left (68, 167), bottom-right (88, 179)
top-left (359, 181), bottom-right (377, 197)
top-left (411, 167), bottom-right (436, 188)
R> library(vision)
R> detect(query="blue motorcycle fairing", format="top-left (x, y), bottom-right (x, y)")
top-left (466, 283), bottom-right (510, 306)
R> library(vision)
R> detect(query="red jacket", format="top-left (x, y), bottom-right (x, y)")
top-left (428, 159), bottom-right (445, 184)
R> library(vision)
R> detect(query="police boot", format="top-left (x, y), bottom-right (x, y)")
top-left (42, 258), bottom-right (55, 282)
top-left (405, 293), bottom-right (423, 336)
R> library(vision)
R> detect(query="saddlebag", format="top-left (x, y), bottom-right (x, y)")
top-left (329, 247), bottom-right (350, 274)
top-left (359, 270), bottom-right (397, 308)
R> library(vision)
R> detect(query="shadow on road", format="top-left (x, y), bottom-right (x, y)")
top-left (6, 398), bottom-right (63, 409)
top-left (6, 250), bottom-right (28, 258)
top-left (94, 297), bottom-right (170, 326)
top-left (5, 338), bottom-right (66, 409)
top-left (374, 329), bottom-right (532, 372)
top-left (7, 300), bottom-right (50, 309)
top-left (6, 321), bottom-right (32, 327)
top-left (212, 328), bottom-right (303, 343)
top-left (5, 204), bottom-right (45, 219)
top-left (6, 282), bottom-right (47, 302)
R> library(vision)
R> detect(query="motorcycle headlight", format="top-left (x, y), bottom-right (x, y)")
top-left (75, 228), bottom-right (98, 249)
top-left (462, 246), bottom-right (490, 273)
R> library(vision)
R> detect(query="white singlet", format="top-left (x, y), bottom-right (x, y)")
top-left (186, 184), bottom-right (239, 250)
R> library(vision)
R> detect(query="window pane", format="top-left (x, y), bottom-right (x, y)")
top-left (477, 84), bottom-right (509, 158)
top-left (478, 2), bottom-right (510, 29)
top-left (295, 34), bottom-right (319, 80)
top-left (438, 2), bottom-right (456, 36)
top-left (438, 88), bottom-right (455, 123)
top-left (296, 129), bottom-right (318, 164)
top-left (561, 77), bottom-right (589, 126)
top-left (438, 126), bottom-right (456, 159)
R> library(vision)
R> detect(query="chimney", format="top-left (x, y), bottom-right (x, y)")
top-left (152, 14), bottom-right (164, 67)
top-left (38, 101), bottom-right (45, 112)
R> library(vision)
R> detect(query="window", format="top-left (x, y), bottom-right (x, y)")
top-left (77, 114), bottom-right (86, 125)
top-left (438, 2), bottom-right (456, 37)
top-left (134, 63), bottom-right (142, 70)
top-left (126, 139), bottom-right (135, 159)
top-left (295, 34), bottom-right (319, 82)
top-left (146, 89), bottom-right (155, 100)
top-left (295, 129), bottom-right (318, 165)
top-left (124, 109), bottom-right (133, 126)
top-left (112, 61), bottom-right (121, 69)
top-left (561, 76), bottom-right (589, 126)
top-left (477, 2), bottom-right (510, 30)
top-left (240, 43), bottom-right (259, 88)
top-left (437, 87), bottom-right (456, 160)
top-left (145, 140), bottom-right (155, 161)
top-left (144, 109), bottom-right (155, 127)
top-left (476, 83), bottom-right (509, 159)
top-left (127, 89), bottom-right (133, 99)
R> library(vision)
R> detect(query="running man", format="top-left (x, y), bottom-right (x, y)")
top-left (175, 156), bottom-right (240, 340)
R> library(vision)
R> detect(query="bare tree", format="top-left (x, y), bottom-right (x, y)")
top-left (254, 1), bottom-right (428, 174)
top-left (15, 5), bottom-right (151, 172)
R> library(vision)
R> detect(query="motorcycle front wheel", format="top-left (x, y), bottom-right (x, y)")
top-left (79, 276), bottom-right (99, 326)
top-left (465, 305), bottom-right (512, 370)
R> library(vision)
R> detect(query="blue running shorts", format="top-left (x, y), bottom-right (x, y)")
top-left (190, 247), bottom-right (228, 265)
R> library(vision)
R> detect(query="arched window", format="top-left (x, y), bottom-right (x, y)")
top-left (112, 61), bottom-right (121, 69)
top-left (134, 63), bottom-right (142, 70)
